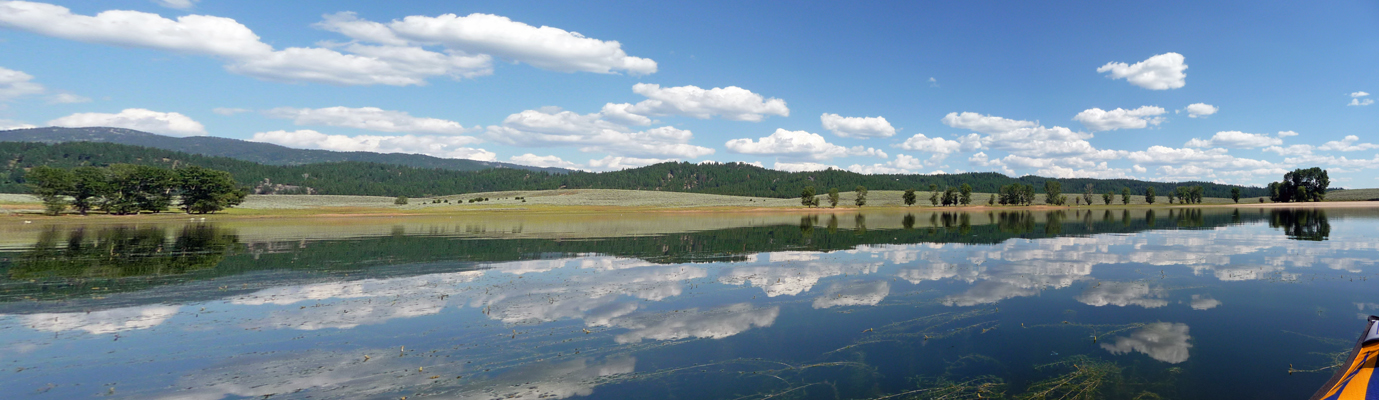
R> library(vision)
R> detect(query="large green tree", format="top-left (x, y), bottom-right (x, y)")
top-left (828, 188), bottom-right (840, 208)
top-left (959, 184), bottom-right (973, 205)
top-left (178, 166), bottom-right (247, 214)
top-left (854, 185), bottom-right (868, 207)
top-left (800, 186), bottom-right (817, 207)
top-left (25, 166), bottom-right (75, 215)
top-left (1145, 187), bottom-right (1156, 204)
top-left (902, 188), bottom-right (916, 206)
top-left (1044, 180), bottom-right (1065, 206)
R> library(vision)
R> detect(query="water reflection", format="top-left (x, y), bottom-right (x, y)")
top-left (0, 207), bottom-right (1376, 400)
top-left (1270, 209), bottom-right (1330, 241)
top-left (1101, 322), bottom-right (1193, 364)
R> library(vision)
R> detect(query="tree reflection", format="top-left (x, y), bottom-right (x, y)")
top-left (1269, 209), bottom-right (1330, 241)
top-left (10, 224), bottom-right (239, 279)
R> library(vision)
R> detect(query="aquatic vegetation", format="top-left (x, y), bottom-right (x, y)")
top-left (1017, 356), bottom-right (1120, 400)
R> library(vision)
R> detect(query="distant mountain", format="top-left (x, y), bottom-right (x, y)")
top-left (0, 127), bottom-right (569, 173)
top-left (0, 140), bottom-right (1271, 199)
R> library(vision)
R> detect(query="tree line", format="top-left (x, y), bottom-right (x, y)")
top-left (792, 177), bottom-right (1280, 208)
top-left (26, 164), bottom-right (246, 215)
top-left (1, 141), bottom-right (1273, 199)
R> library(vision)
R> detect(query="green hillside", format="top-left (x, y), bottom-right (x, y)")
top-left (1, 141), bottom-right (1271, 198)
top-left (0, 127), bottom-right (568, 173)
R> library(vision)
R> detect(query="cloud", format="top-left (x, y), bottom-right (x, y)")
top-left (265, 106), bottom-right (471, 134)
top-left (812, 281), bottom-right (889, 309)
top-left (0, 3), bottom-right (653, 86)
top-left (511, 153), bottom-right (581, 169)
top-left (0, 66), bottom-right (44, 101)
top-left (820, 113), bottom-right (895, 138)
top-left (1190, 294), bottom-right (1221, 310)
top-left (1264, 144), bottom-right (1313, 156)
top-left (332, 12), bottom-right (657, 75)
top-left (0, 119), bottom-right (36, 130)
top-left (941, 111), bottom-right (1036, 134)
top-left (1317, 135), bottom-right (1379, 152)
top-left (1349, 91), bottom-right (1373, 106)
top-left (20, 305), bottom-right (180, 334)
top-left (928, 77), bottom-right (939, 87)
top-left (725, 129), bottom-right (885, 161)
top-left (1100, 322), bottom-right (1192, 363)
top-left (1185, 103), bottom-right (1218, 118)
top-left (772, 161), bottom-right (838, 172)
top-left (613, 303), bottom-right (779, 343)
top-left (212, 107), bottom-right (252, 115)
top-left (588, 155), bottom-right (671, 170)
top-left (485, 107), bottom-right (714, 159)
top-left (1184, 131), bottom-right (1284, 149)
top-left (1097, 52), bottom-right (1187, 90)
top-left (897, 133), bottom-right (983, 154)
top-left (623, 83), bottom-right (788, 122)
top-left (848, 154), bottom-right (927, 174)
top-left (152, 0), bottom-right (197, 9)
top-left (1076, 282), bottom-right (1168, 308)
top-left (1073, 106), bottom-right (1166, 131)
top-left (48, 108), bottom-right (207, 136)
top-left (250, 129), bottom-right (495, 160)
top-left (47, 93), bottom-right (90, 104)
top-left (1277, 130), bottom-right (1298, 137)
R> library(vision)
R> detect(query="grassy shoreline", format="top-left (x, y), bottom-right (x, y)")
top-left (2, 189), bottom-right (1376, 220)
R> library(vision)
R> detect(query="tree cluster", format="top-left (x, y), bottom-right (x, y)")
top-left (1267, 167), bottom-right (1329, 203)
top-left (998, 184), bottom-right (1036, 206)
top-left (1170, 186), bottom-right (1204, 204)
top-left (26, 164), bottom-right (246, 215)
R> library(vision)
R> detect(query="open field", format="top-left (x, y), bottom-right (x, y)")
top-left (1326, 189), bottom-right (1379, 201)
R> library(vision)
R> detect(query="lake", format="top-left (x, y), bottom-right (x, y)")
top-left (1, 206), bottom-right (1375, 399)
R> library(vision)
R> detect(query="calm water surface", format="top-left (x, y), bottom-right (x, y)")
top-left (0, 207), bottom-right (1375, 399)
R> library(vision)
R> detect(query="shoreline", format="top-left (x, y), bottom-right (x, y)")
top-left (2, 200), bottom-right (1375, 222)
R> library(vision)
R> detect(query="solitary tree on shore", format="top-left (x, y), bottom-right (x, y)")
top-left (1231, 187), bottom-right (1241, 203)
top-left (854, 185), bottom-right (868, 207)
top-left (928, 184), bottom-right (939, 206)
top-left (801, 186), bottom-right (817, 207)
top-left (1044, 180), bottom-right (1065, 206)
top-left (903, 188), bottom-right (916, 206)
top-left (960, 184), bottom-right (973, 205)
top-left (828, 188), bottom-right (840, 208)
top-left (1102, 191), bottom-right (1114, 205)
top-left (1145, 187), bottom-right (1157, 204)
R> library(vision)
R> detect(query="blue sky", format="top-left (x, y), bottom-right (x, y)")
top-left (0, 0), bottom-right (1376, 186)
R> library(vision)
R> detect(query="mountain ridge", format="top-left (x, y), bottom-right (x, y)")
top-left (0, 126), bottom-right (570, 173)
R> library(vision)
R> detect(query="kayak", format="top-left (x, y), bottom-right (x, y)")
top-left (1311, 315), bottom-right (1379, 399)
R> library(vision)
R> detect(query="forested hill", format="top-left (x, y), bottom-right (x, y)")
top-left (0, 127), bottom-right (568, 173)
top-left (0, 141), bottom-right (1269, 198)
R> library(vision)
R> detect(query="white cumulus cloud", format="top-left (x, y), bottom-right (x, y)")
top-left (250, 129), bottom-right (494, 160)
top-left (1349, 91), bottom-right (1374, 106)
top-left (48, 108), bottom-right (206, 136)
top-left (265, 106), bottom-right (471, 134)
top-left (510, 154), bottom-right (581, 169)
top-left (940, 111), bottom-right (1036, 134)
top-left (588, 155), bottom-right (672, 170)
top-left (1184, 131), bottom-right (1284, 149)
top-left (1317, 135), bottom-right (1379, 152)
top-left (1073, 106), bottom-right (1166, 131)
top-left (485, 107), bottom-right (714, 159)
top-left (1184, 103), bottom-right (1218, 118)
top-left (847, 154), bottom-right (926, 174)
top-left (622, 83), bottom-right (788, 122)
top-left (725, 129), bottom-right (885, 161)
top-left (820, 113), bottom-right (895, 138)
top-left (333, 12), bottom-right (657, 75)
top-left (0, 3), bottom-right (654, 86)
top-left (0, 119), bottom-right (36, 130)
top-left (772, 161), bottom-right (838, 172)
top-left (1097, 52), bottom-right (1187, 90)
top-left (0, 66), bottom-right (44, 101)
